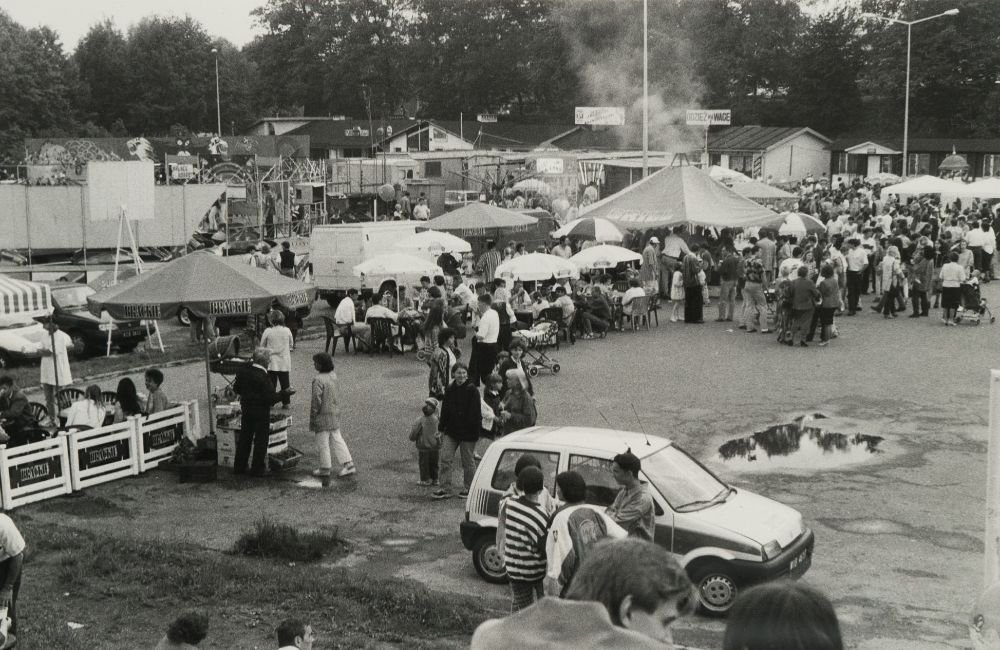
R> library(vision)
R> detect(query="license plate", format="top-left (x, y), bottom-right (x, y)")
top-left (789, 549), bottom-right (809, 571)
top-left (122, 329), bottom-right (143, 338)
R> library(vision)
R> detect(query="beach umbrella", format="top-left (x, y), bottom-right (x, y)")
top-left (427, 203), bottom-right (537, 236)
top-left (769, 212), bottom-right (825, 237)
top-left (551, 217), bottom-right (624, 242)
top-left (570, 244), bottom-right (642, 270)
top-left (393, 230), bottom-right (471, 260)
top-left (495, 253), bottom-right (580, 282)
top-left (87, 250), bottom-right (316, 435)
top-left (353, 254), bottom-right (443, 287)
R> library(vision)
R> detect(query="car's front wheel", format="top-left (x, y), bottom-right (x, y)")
top-left (472, 534), bottom-right (507, 584)
top-left (689, 560), bottom-right (738, 616)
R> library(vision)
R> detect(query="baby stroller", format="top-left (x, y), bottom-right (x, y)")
top-left (954, 281), bottom-right (996, 325)
top-left (512, 320), bottom-right (561, 377)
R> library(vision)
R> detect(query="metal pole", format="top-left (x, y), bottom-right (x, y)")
top-left (987, 370), bottom-right (1000, 587)
top-left (642, 0), bottom-right (649, 178)
top-left (214, 52), bottom-right (222, 137)
top-left (903, 24), bottom-right (911, 177)
top-left (204, 333), bottom-right (215, 436)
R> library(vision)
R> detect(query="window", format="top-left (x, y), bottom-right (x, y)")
top-left (709, 153), bottom-right (722, 166)
top-left (879, 155), bottom-right (902, 175)
top-left (907, 153), bottom-right (930, 176)
top-left (847, 154), bottom-right (867, 175)
top-left (834, 153), bottom-right (848, 174)
top-left (983, 155), bottom-right (1000, 177)
top-left (342, 148), bottom-right (365, 158)
top-left (568, 455), bottom-right (620, 506)
top-left (728, 154), bottom-right (753, 175)
top-left (641, 445), bottom-right (728, 511)
top-left (424, 161), bottom-right (442, 177)
top-left (491, 449), bottom-right (560, 493)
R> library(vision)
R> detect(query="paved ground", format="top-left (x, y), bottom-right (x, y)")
top-left (25, 287), bottom-right (1000, 649)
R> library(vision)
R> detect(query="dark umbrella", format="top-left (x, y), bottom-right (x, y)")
top-left (87, 250), bottom-right (315, 434)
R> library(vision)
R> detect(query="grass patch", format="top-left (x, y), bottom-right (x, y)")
top-left (33, 494), bottom-right (127, 518)
top-left (18, 520), bottom-right (493, 648)
top-left (230, 517), bottom-right (349, 563)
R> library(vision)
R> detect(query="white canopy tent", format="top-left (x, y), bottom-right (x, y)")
top-left (952, 178), bottom-right (1000, 199)
top-left (881, 175), bottom-right (965, 196)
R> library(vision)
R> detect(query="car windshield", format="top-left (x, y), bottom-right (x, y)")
top-left (53, 286), bottom-right (95, 309)
top-left (643, 445), bottom-right (729, 512)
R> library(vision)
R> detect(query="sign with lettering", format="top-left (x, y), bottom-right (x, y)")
top-left (120, 304), bottom-right (162, 320)
top-left (575, 107), bottom-right (626, 126)
top-left (8, 456), bottom-right (62, 491)
top-left (208, 298), bottom-right (253, 315)
top-left (143, 422), bottom-right (183, 454)
top-left (77, 438), bottom-right (131, 472)
top-left (535, 158), bottom-right (565, 175)
top-left (685, 109), bottom-right (732, 126)
top-left (477, 113), bottom-right (498, 123)
top-left (344, 126), bottom-right (370, 137)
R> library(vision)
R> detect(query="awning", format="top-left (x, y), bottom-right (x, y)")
top-left (0, 274), bottom-right (53, 321)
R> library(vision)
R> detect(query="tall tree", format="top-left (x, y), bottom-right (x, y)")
top-left (74, 20), bottom-right (129, 129)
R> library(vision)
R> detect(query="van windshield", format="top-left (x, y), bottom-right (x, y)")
top-left (53, 286), bottom-right (94, 310)
top-left (643, 445), bottom-right (729, 512)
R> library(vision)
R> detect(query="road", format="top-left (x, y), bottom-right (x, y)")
top-left (29, 288), bottom-right (1000, 649)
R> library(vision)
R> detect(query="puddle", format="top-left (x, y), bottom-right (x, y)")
top-left (718, 419), bottom-right (884, 472)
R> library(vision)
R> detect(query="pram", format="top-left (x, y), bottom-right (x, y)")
top-left (512, 320), bottom-right (561, 377)
top-left (954, 281), bottom-right (996, 325)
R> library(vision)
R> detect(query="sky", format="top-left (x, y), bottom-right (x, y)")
top-left (3, 0), bottom-right (265, 51)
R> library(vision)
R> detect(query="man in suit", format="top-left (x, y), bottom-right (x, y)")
top-left (233, 349), bottom-right (294, 477)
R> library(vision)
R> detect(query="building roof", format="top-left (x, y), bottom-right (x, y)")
top-left (830, 136), bottom-right (1000, 154)
top-left (546, 125), bottom-right (703, 152)
top-left (429, 121), bottom-right (576, 150)
top-left (286, 118), bottom-right (419, 149)
top-left (709, 126), bottom-right (831, 152)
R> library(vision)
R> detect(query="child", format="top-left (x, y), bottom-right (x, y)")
top-left (476, 373), bottom-right (503, 460)
top-left (144, 368), bottom-right (169, 415)
top-left (670, 269), bottom-right (685, 322)
top-left (409, 397), bottom-right (441, 486)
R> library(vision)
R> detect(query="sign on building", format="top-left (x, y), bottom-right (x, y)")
top-left (574, 107), bottom-right (626, 126)
top-left (685, 109), bottom-right (732, 126)
top-left (477, 113), bottom-right (498, 123)
top-left (535, 158), bottom-right (565, 174)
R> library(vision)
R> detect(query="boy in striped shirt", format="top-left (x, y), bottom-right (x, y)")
top-left (499, 466), bottom-right (549, 611)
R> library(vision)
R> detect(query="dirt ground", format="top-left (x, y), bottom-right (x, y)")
top-left (15, 287), bottom-right (1000, 649)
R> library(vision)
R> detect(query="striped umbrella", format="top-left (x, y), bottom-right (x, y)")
top-left (551, 217), bottom-right (623, 242)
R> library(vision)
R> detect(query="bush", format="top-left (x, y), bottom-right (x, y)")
top-left (230, 518), bottom-right (347, 563)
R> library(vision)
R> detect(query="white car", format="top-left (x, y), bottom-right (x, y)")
top-left (460, 426), bottom-right (814, 615)
top-left (0, 321), bottom-right (45, 369)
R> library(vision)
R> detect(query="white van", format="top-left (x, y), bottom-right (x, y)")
top-left (310, 222), bottom-right (419, 305)
top-left (460, 426), bottom-right (814, 615)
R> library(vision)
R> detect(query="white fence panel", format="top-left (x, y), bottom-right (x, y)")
top-left (0, 434), bottom-right (72, 510)
top-left (136, 402), bottom-right (190, 472)
top-left (69, 420), bottom-right (139, 491)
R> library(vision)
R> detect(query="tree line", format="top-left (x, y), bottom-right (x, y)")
top-left (3, 0), bottom-right (1000, 163)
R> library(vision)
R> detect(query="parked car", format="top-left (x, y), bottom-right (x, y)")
top-left (46, 283), bottom-right (150, 356)
top-left (0, 321), bottom-right (44, 369)
top-left (460, 426), bottom-right (814, 615)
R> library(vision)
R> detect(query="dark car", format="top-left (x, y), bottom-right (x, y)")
top-left (47, 283), bottom-right (150, 356)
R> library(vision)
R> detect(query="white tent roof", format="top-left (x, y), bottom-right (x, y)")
top-left (952, 178), bottom-right (1000, 199)
top-left (880, 175), bottom-right (965, 196)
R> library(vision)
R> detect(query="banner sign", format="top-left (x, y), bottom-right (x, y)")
top-left (9, 455), bottom-right (63, 491)
top-left (575, 107), bottom-right (626, 126)
top-left (142, 422), bottom-right (183, 454)
top-left (685, 110), bottom-right (732, 126)
top-left (77, 438), bottom-right (132, 472)
top-left (477, 114), bottom-right (498, 123)
top-left (535, 158), bottom-right (565, 175)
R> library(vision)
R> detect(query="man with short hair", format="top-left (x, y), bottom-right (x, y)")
top-left (716, 247), bottom-right (740, 322)
top-left (500, 466), bottom-right (549, 610)
top-left (233, 349), bottom-right (293, 477)
top-left (544, 471), bottom-right (627, 596)
top-left (844, 238), bottom-right (868, 315)
top-left (276, 618), bottom-right (315, 650)
top-left (476, 240), bottom-right (503, 283)
top-left (0, 377), bottom-right (30, 445)
top-left (472, 539), bottom-right (694, 649)
top-left (639, 237), bottom-right (660, 293)
top-left (757, 231), bottom-right (777, 283)
top-left (740, 246), bottom-right (769, 334)
top-left (333, 289), bottom-right (359, 353)
top-left (607, 450), bottom-right (655, 541)
top-left (413, 197), bottom-right (430, 221)
top-left (469, 294), bottom-right (499, 386)
top-left (552, 236), bottom-right (573, 259)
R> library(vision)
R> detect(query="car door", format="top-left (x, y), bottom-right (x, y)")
top-left (567, 454), bottom-right (674, 552)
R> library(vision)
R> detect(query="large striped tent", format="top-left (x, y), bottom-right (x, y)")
top-left (0, 274), bottom-right (52, 321)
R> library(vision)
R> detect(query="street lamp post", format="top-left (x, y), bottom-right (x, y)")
top-left (211, 47), bottom-right (221, 137)
top-left (863, 9), bottom-right (958, 177)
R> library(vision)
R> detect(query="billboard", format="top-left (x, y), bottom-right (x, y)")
top-left (575, 107), bottom-right (626, 126)
top-left (685, 110), bottom-right (732, 126)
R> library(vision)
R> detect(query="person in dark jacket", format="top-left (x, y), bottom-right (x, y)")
top-left (433, 363), bottom-right (481, 499)
top-left (789, 265), bottom-right (820, 347)
top-left (232, 349), bottom-right (294, 477)
top-left (0, 376), bottom-right (31, 444)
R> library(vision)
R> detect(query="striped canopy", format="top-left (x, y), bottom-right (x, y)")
top-left (0, 274), bottom-right (53, 321)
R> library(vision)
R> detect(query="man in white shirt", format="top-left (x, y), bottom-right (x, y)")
top-left (39, 320), bottom-right (73, 426)
top-left (276, 618), bottom-right (315, 650)
top-left (844, 238), bottom-right (869, 315)
top-left (965, 221), bottom-right (988, 276)
top-left (470, 294), bottom-right (499, 386)
top-left (552, 236), bottom-right (573, 259)
top-left (452, 279), bottom-right (475, 308)
top-left (981, 221), bottom-right (996, 281)
top-left (333, 289), bottom-right (358, 353)
top-left (413, 198), bottom-right (430, 221)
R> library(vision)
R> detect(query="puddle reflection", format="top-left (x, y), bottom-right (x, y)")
top-left (718, 422), bottom-right (883, 471)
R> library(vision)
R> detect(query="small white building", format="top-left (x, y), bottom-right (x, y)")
top-left (708, 126), bottom-right (831, 182)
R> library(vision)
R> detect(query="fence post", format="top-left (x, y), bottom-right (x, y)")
top-left (0, 445), bottom-right (9, 511)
